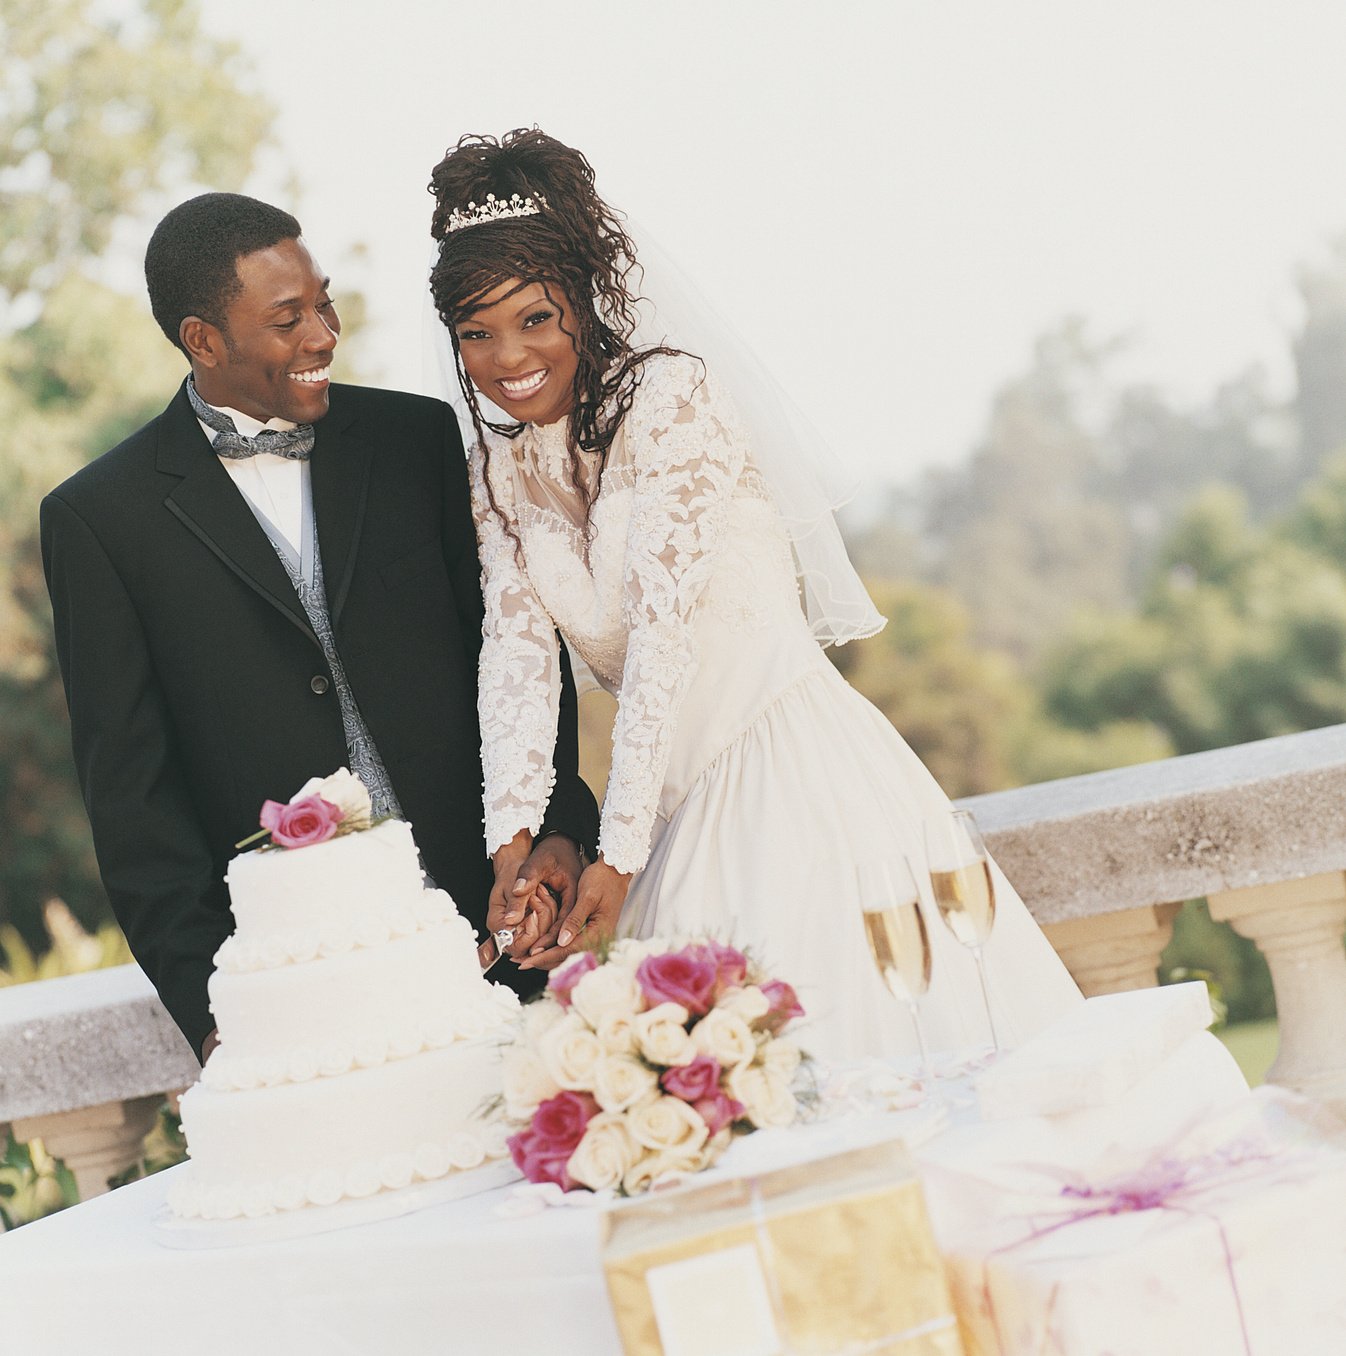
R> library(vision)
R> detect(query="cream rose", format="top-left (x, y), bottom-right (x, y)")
top-left (761, 1038), bottom-right (802, 1080)
top-left (592, 1055), bottom-right (660, 1113)
top-left (727, 1063), bottom-right (798, 1129)
top-left (690, 1008), bottom-right (756, 1069)
top-left (523, 997), bottom-right (567, 1043)
top-left (292, 769), bottom-right (372, 830)
top-left (621, 1145), bottom-right (705, 1194)
top-left (502, 1047), bottom-right (561, 1120)
top-left (537, 1013), bottom-right (604, 1090)
top-left (633, 1002), bottom-right (696, 1067)
top-left (628, 1093), bottom-right (710, 1155)
top-left (567, 1113), bottom-right (639, 1191)
top-left (717, 985), bottom-right (771, 1024)
top-left (570, 963), bottom-right (643, 1029)
top-left (607, 937), bottom-right (668, 966)
top-left (595, 1012), bottom-right (637, 1055)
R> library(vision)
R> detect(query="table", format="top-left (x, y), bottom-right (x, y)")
top-left (0, 1002), bottom-right (1282, 1356)
top-left (1, 1163), bottom-right (624, 1355)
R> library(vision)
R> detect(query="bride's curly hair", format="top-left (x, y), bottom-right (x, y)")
top-left (428, 128), bottom-right (688, 521)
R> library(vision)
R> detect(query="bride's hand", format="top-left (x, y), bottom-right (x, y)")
top-left (517, 858), bottom-right (632, 970)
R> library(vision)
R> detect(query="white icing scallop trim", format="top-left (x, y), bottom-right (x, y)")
top-left (213, 891), bottom-right (465, 973)
top-left (200, 989), bottom-right (520, 1091)
top-left (167, 1124), bottom-right (512, 1221)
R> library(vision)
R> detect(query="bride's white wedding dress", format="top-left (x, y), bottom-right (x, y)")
top-left (473, 352), bottom-right (1080, 1064)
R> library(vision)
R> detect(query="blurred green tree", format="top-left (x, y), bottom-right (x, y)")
top-left (1294, 236), bottom-right (1346, 474)
top-left (830, 579), bottom-right (1173, 798)
top-left (1041, 483), bottom-right (1346, 754)
top-left (922, 320), bottom-right (1133, 665)
top-left (0, 0), bottom-right (274, 946)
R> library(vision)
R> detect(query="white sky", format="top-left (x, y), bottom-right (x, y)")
top-left (182, 0), bottom-right (1346, 484)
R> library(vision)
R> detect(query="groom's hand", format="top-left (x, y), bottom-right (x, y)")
top-left (487, 829), bottom-right (534, 953)
top-left (518, 857), bottom-right (631, 971)
top-left (500, 834), bottom-right (584, 959)
top-left (488, 832), bottom-right (583, 960)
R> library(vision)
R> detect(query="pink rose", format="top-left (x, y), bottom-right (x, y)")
top-left (259, 795), bottom-right (341, 849)
top-left (548, 952), bottom-right (598, 1008)
top-left (705, 941), bottom-right (748, 993)
top-left (693, 1090), bottom-right (745, 1136)
top-left (637, 946), bottom-right (719, 1016)
top-left (661, 1053), bottom-right (722, 1103)
top-left (507, 1134), bottom-right (575, 1190)
top-left (507, 1091), bottom-right (600, 1189)
top-left (759, 979), bottom-right (805, 1032)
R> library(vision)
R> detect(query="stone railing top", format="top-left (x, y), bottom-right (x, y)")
top-left (0, 965), bottom-right (198, 1123)
top-left (960, 722), bottom-right (1346, 924)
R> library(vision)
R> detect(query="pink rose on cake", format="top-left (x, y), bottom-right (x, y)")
top-left (241, 769), bottom-right (379, 851)
top-left (498, 938), bottom-right (808, 1195)
top-left (258, 795), bottom-right (341, 848)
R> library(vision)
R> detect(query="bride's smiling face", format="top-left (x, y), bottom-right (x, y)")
top-left (454, 280), bottom-right (580, 426)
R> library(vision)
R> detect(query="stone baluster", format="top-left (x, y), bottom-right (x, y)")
top-left (1041, 903), bottom-right (1182, 996)
top-left (1207, 871), bottom-right (1346, 1106)
top-left (10, 1096), bottom-right (163, 1201)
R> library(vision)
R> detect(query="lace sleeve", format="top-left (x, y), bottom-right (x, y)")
top-left (600, 357), bottom-right (746, 873)
top-left (471, 442), bottom-right (562, 855)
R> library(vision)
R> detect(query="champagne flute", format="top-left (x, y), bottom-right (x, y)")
top-left (924, 809), bottom-right (1001, 1054)
top-left (857, 856), bottom-right (937, 1092)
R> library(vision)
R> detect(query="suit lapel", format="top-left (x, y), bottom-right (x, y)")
top-left (155, 383), bottom-right (317, 644)
top-left (308, 393), bottom-right (374, 626)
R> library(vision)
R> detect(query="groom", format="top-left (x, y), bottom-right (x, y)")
top-left (41, 193), bottom-right (598, 1062)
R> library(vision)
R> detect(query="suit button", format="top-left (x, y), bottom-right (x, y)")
top-left (310, 675), bottom-right (330, 695)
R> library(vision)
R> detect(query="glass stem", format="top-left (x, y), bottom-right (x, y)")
top-left (908, 1001), bottom-right (937, 1094)
top-left (971, 945), bottom-right (1000, 1053)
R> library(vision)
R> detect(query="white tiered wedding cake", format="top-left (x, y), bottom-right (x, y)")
top-left (167, 774), bottom-right (518, 1223)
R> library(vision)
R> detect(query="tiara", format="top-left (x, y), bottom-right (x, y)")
top-left (445, 192), bottom-right (548, 234)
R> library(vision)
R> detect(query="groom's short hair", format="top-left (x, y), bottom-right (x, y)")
top-left (146, 193), bottom-right (302, 356)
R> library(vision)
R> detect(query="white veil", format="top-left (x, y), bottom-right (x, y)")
top-left (423, 219), bottom-right (886, 648)
top-left (623, 220), bottom-right (884, 647)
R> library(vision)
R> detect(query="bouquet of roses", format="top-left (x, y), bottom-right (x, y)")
top-left (501, 938), bottom-right (807, 1195)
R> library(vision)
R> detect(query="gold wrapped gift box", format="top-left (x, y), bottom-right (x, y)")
top-left (601, 1138), bottom-right (965, 1356)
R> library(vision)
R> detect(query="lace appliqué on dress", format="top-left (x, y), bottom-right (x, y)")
top-left (472, 353), bottom-right (772, 874)
top-left (598, 357), bottom-right (747, 872)
top-left (470, 447), bottom-right (561, 855)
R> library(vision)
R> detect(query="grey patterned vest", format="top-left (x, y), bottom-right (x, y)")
top-left (239, 464), bottom-right (402, 821)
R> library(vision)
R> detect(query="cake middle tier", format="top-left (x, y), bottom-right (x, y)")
top-left (204, 917), bottom-right (518, 1088)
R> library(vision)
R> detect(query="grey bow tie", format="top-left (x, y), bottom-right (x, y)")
top-left (186, 376), bottom-right (316, 461)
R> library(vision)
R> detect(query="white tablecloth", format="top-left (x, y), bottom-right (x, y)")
top-left (0, 1164), bottom-right (623, 1356)
top-left (0, 999), bottom-right (1266, 1356)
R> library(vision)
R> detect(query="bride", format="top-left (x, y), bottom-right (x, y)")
top-left (427, 129), bottom-right (1080, 1063)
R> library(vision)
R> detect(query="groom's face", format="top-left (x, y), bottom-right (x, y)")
top-left (193, 236), bottom-right (341, 425)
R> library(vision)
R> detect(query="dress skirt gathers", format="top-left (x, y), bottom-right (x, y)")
top-left (618, 616), bottom-right (1082, 1066)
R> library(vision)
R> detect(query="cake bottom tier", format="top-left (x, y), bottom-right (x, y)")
top-left (169, 1039), bottom-right (509, 1220)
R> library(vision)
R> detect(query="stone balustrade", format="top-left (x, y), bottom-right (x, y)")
top-left (0, 965), bottom-right (198, 1202)
top-left (961, 722), bottom-right (1346, 1104)
top-left (5, 722), bottom-right (1346, 1208)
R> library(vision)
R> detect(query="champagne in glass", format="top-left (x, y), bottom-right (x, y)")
top-left (857, 857), bottom-right (937, 1089)
top-left (925, 810), bottom-right (1001, 1054)
top-left (862, 894), bottom-right (932, 1005)
top-left (928, 859), bottom-right (996, 949)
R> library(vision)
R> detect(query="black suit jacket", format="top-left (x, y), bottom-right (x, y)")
top-left (41, 381), bottom-right (598, 1058)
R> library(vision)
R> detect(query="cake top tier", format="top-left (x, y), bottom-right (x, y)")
top-left (225, 817), bottom-right (428, 944)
